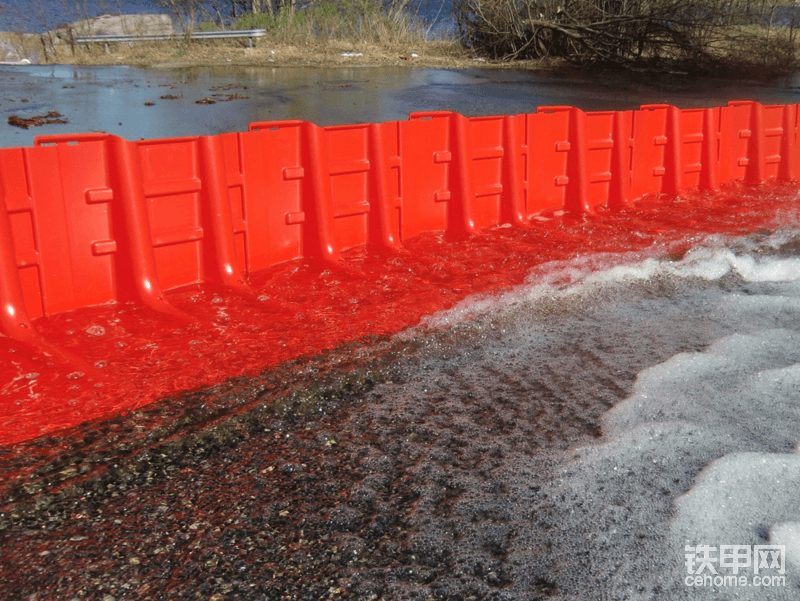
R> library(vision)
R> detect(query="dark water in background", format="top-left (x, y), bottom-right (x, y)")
top-left (0, 0), bottom-right (455, 33)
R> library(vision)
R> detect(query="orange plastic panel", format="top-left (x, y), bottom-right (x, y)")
top-left (27, 136), bottom-right (116, 315)
top-left (238, 121), bottom-right (306, 270)
top-left (527, 108), bottom-right (571, 214)
top-left (763, 103), bottom-right (785, 181)
top-left (585, 111), bottom-right (615, 206)
top-left (2, 103), bottom-right (800, 376)
top-left (324, 124), bottom-right (372, 251)
top-left (466, 115), bottom-right (504, 229)
top-left (401, 112), bottom-right (451, 239)
top-left (719, 102), bottom-right (755, 184)
top-left (631, 105), bottom-right (669, 198)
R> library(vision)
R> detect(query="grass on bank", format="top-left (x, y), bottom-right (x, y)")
top-left (27, 1), bottom-right (475, 68)
top-left (44, 36), bottom-right (470, 69)
top-left (229, 0), bottom-right (425, 47)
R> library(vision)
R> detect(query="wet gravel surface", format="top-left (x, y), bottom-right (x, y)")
top-left (0, 267), bottom-right (782, 600)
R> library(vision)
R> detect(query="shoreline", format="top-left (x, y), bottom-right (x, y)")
top-left (28, 39), bottom-right (563, 72)
top-left (0, 11), bottom-right (567, 74)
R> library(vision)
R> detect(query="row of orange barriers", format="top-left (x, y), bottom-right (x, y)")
top-left (1, 101), bottom-right (798, 366)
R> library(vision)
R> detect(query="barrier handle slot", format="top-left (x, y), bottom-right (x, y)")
top-left (248, 120), bottom-right (304, 132)
top-left (34, 132), bottom-right (110, 146)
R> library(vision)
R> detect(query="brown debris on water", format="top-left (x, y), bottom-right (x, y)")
top-left (195, 97), bottom-right (217, 105)
top-left (210, 92), bottom-right (249, 101)
top-left (159, 94), bottom-right (183, 100)
top-left (209, 83), bottom-right (248, 92)
top-left (7, 111), bottom-right (67, 129)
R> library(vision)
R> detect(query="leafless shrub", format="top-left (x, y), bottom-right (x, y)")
top-left (454, 0), bottom-right (800, 74)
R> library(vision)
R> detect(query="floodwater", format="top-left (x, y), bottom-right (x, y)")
top-left (3, 224), bottom-right (800, 600)
top-left (2, 65), bottom-right (800, 600)
top-left (3, 63), bottom-right (800, 148)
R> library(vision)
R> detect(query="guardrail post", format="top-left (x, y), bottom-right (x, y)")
top-left (106, 135), bottom-right (191, 320)
top-left (197, 135), bottom-right (249, 290)
top-left (501, 115), bottom-right (525, 225)
top-left (301, 122), bottom-right (339, 262)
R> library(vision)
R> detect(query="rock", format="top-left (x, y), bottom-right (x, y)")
top-left (45, 14), bottom-right (175, 46)
top-left (0, 39), bottom-right (37, 64)
top-left (59, 14), bottom-right (175, 38)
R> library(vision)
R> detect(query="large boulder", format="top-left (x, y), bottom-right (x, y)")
top-left (54, 14), bottom-right (175, 39)
top-left (0, 36), bottom-right (36, 64)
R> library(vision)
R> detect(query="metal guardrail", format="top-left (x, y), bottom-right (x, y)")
top-left (75, 28), bottom-right (267, 51)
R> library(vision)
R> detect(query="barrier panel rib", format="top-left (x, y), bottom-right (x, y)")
top-left (2, 101), bottom-right (800, 423)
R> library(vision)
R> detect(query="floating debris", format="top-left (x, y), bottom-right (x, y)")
top-left (198, 93), bottom-right (248, 104)
top-left (209, 83), bottom-right (248, 92)
top-left (8, 111), bottom-right (67, 129)
top-left (159, 94), bottom-right (183, 100)
top-left (210, 92), bottom-right (249, 101)
top-left (144, 101), bottom-right (155, 106)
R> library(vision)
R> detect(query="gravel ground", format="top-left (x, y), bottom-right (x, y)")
top-left (1, 259), bottom-right (764, 601)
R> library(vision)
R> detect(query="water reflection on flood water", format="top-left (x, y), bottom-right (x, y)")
top-left (2, 63), bottom-right (800, 148)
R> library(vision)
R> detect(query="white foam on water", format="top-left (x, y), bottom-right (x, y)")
top-left (560, 315), bottom-right (800, 596)
top-left (603, 331), bottom-right (800, 442)
top-left (673, 451), bottom-right (800, 547)
top-left (771, 523), bottom-right (800, 569)
top-left (462, 229), bottom-right (800, 599)
top-left (416, 230), bottom-right (800, 332)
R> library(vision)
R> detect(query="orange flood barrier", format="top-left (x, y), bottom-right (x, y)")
top-left (0, 100), bottom-right (798, 376)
